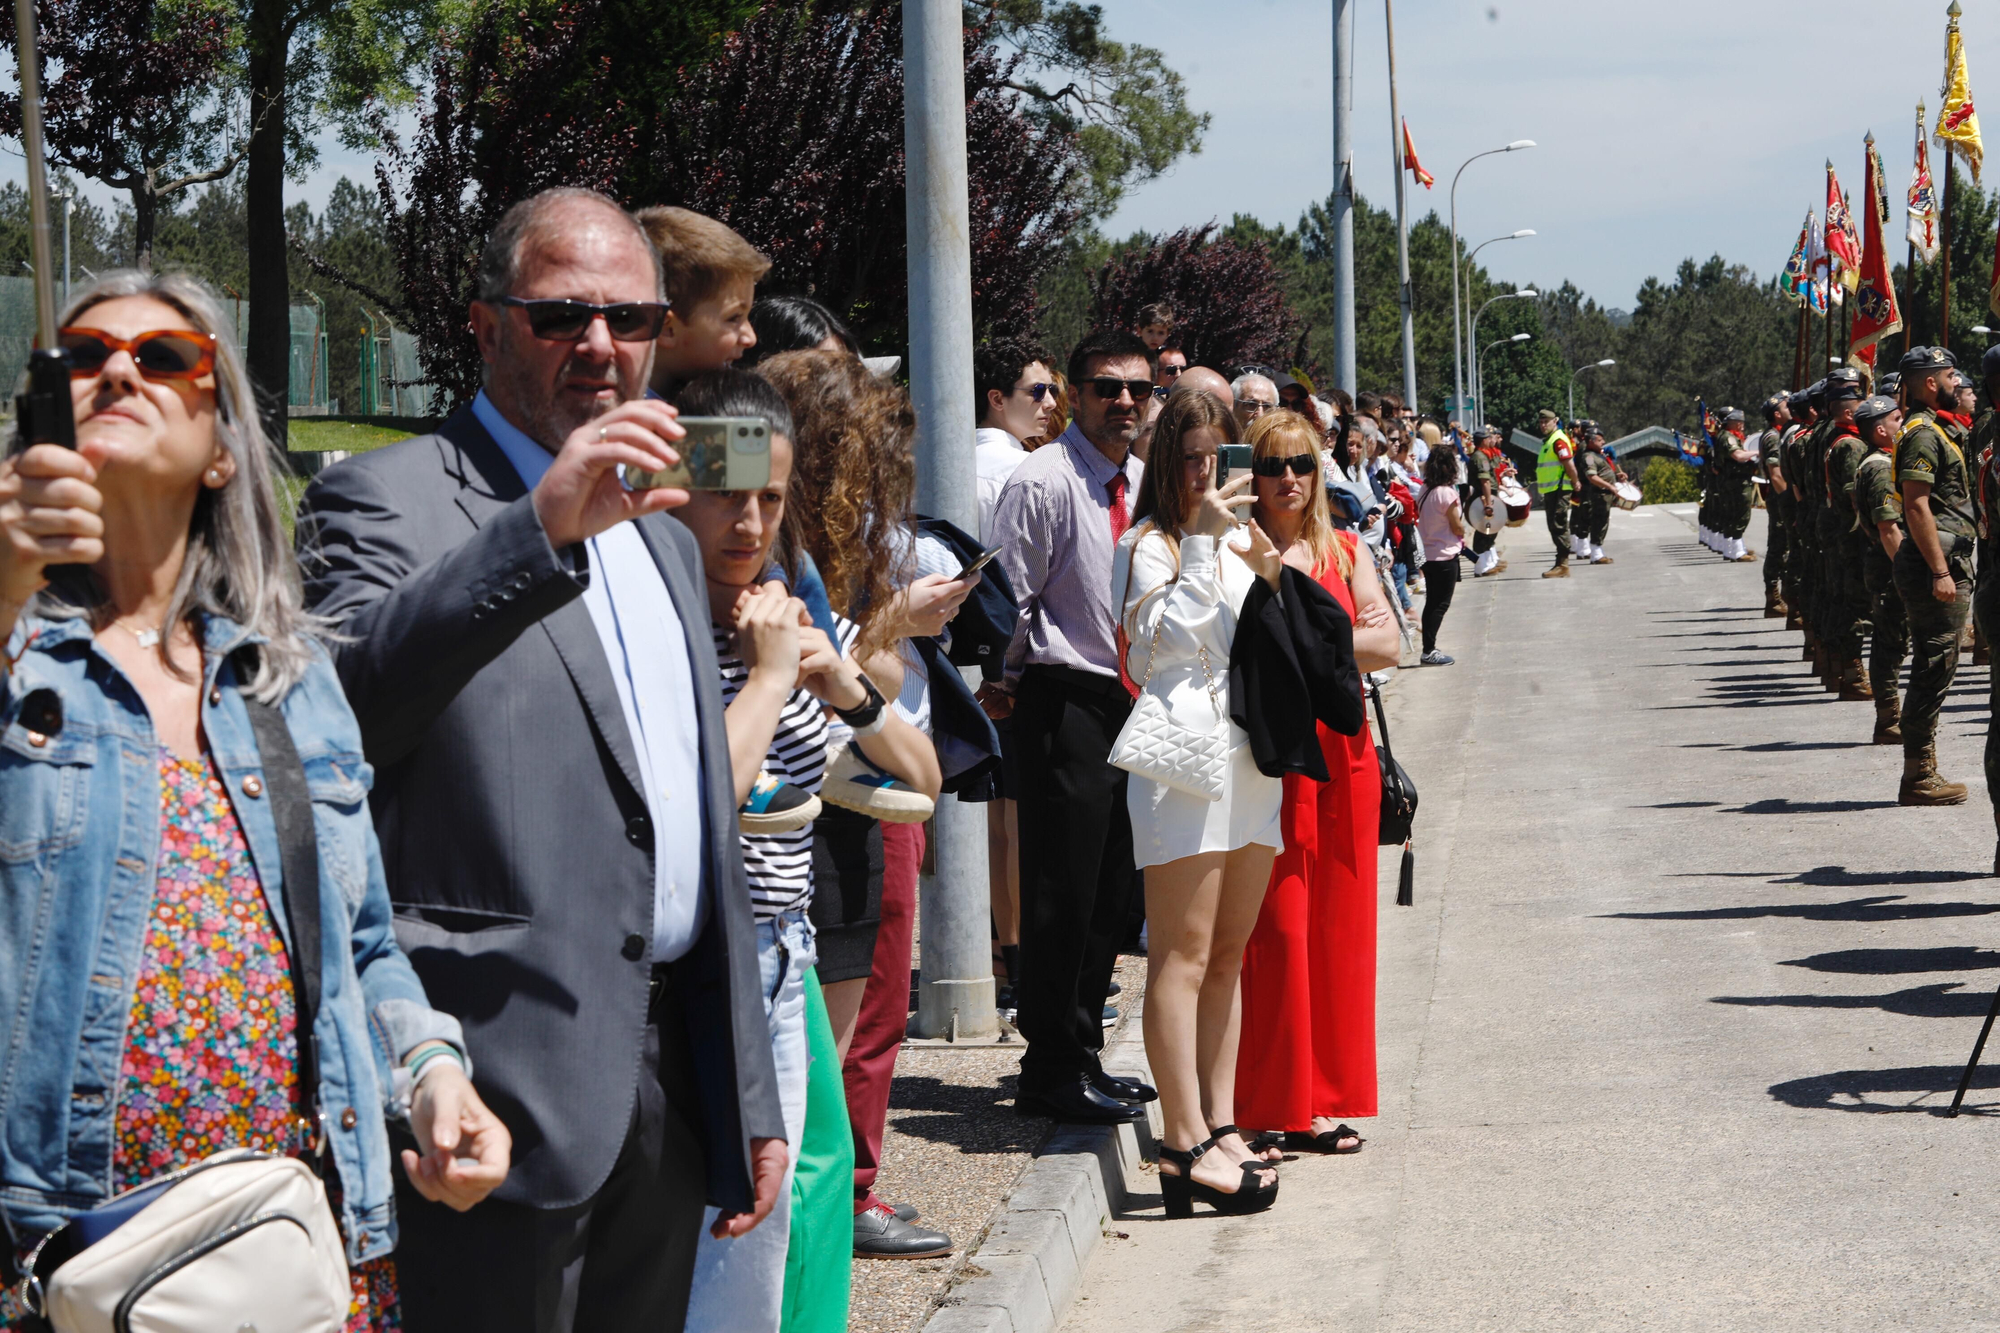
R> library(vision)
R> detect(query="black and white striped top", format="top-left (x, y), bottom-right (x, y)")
top-left (713, 614), bottom-right (859, 920)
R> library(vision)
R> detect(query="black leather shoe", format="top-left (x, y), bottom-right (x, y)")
top-left (1092, 1072), bottom-right (1157, 1104)
top-left (1016, 1075), bottom-right (1146, 1124)
top-left (853, 1202), bottom-right (951, 1258)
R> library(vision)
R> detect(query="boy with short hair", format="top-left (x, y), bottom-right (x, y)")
top-left (1134, 300), bottom-right (1176, 351)
top-left (635, 205), bottom-right (773, 395)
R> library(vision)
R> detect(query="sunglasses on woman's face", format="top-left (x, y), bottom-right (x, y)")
top-left (1252, 453), bottom-right (1316, 478)
top-left (496, 296), bottom-right (671, 342)
top-left (60, 327), bottom-right (218, 381)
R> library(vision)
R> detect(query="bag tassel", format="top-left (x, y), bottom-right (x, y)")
top-left (1396, 841), bottom-right (1415, 906)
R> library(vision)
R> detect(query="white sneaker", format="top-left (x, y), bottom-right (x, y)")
top-left (821, 740), bottom-right (934, 823)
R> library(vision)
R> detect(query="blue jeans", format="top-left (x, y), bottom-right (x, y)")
top-left (1391, 560), bottom-right (1413, 611)
top-left (684, 911), bottom-right (815, 1332)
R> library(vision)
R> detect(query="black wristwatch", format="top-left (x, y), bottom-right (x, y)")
top-left (833, 671), bottom-right (888, 732)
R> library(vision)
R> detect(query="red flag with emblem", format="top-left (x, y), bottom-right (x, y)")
top-left (1851, 135), bottom-right (1904, 368)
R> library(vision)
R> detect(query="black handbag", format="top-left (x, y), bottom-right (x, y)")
top-left (1370, 683), bottom-right (1419, 906)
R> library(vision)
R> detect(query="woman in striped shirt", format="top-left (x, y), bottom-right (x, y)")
top-left (673, 371), bottom-right (939, 1332)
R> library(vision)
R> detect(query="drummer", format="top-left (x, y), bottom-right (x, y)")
top-left (1577, 423), bottom-right (1619, 565)
top-left (1465, 423), bottom-right (1507, 577)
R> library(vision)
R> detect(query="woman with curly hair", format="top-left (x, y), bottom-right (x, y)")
top-left (755, 348), bottom-right (969, 1259)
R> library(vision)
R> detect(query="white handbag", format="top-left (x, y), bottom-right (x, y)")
top-left (25, 1150), bottom-right (352, 1333)
top-left (1108, 548), bottom-right (1231, 802)
top-left (16, 684), bottom-right (351, 1333)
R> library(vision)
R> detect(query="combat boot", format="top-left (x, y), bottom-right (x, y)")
top-left (1899, 744), bottom-right (1969, 806)
top-left (1541, 559), bottom-right (1570, 579)
top-left (1872, 693), bottom-right (1902, 745)
top-left (1764, 586), bottom-right (1787, 618)
top-left (1822, 653), bottom-right (1844, 693)
top-left (1785, 608), bottom-right (1803, 630)
top-left (1839, 657), bottom-right (1873, 702)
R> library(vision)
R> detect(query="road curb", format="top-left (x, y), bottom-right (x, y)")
top-left (918, 1018), bottom-right (1157, 1333)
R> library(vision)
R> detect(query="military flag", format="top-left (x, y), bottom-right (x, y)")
top-left (1402, 119), bottom-right (1434, 189)
top-left (1937, 5), bottom-right (1983, 182)
top-left (1780, 211), bottom-right (1814, 304)
top-left (1825, 164), bottom-right (1863, 291)
top-left (1851, 134), bottom-right (1904, 368)
top-left (1910, 104), bottom-right (1941, 263)
top-left (1807, 210), bottom-right (1835, 311)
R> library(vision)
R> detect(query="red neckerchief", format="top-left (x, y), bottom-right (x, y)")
top-left (1830, 421), bottom-right (1861, 440)
top-left (1937, 409), bottom-right (1972, 431)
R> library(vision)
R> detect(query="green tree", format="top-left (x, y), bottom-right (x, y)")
top-left (1593, 256), bottom-right (1794, 438)
top-left (0, 176), bottom-right (120, 283)
top-left (972, 0), bottom-right (1208, 222)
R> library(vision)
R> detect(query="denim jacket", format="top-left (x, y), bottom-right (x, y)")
top-left (0, 612), bottom-right (465, 1265)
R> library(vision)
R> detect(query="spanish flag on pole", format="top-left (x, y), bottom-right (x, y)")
top-left (1402, 119), bottom-right (1434, 189)
top-left (1937, 2), bottom-right (1982, 182)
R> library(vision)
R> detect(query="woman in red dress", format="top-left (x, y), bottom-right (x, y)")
top-left (1233, 410), bottom-right (1403, 1152)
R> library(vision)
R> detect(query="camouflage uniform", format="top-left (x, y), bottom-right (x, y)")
top-left (1757, 416), bottom-right (1789, 613)
top-left (1819, 422), bottom-right (1874, 697)
top-left (1852, 431), bottom-right (1907, 741)
top-left (1893, 399), bottom-right (1976, 801)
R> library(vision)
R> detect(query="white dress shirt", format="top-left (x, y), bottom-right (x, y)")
top-left (975, 426), bottom-right (1030, 545)
top-left (473, 391), bottom-right (709, 962)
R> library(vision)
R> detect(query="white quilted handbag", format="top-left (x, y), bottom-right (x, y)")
top-left (22, 1150), bottom-right (351, 1333)
top-left (1109, 557), bottom-right (1230, 802)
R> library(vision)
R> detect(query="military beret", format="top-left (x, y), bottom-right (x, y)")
top-left (1537, 408), bottom-right (1559, 423)
top-left (1761, 393), bottom-right (1788, 419)
top-left (1877, 371), bottom-right (1901, 396)
top-left (1854, 394), bottom-right (1899, 428)
top-left (1786, 390), bottom-right (1811, 414)
top-left (1807, 378), bottom-right (1828, 408)
top-left (1981, 344), bottom-right (2000, 380)
top-left (1825, 368), bottom-right (1865, 402)
top-left (1899, 344), bottom-right (1958, 374)
top-left (1721, 407), bottom-right (1745, 423)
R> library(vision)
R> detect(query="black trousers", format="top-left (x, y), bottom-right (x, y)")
top-left (1420, 558), bottom-right (1459, 654)
top-left (1012, 664), bottom-right (1135, 1093)
top-left (394, 972), bottom-right (708, 1333)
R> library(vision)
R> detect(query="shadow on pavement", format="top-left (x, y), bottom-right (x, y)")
top-left (885, 1074), bottom-right (1046, 1156)
top-left (1767, 1064), bottom-right (2000, 1114)
top-left (1714, 981), bottom-right (1990, 1019)
top-left (1780, 946), bottom-right (2000, 974)
top-left (1725, 798), bottom-right (1900, 814)
top-left (1773, 866), bottom-right (1994, 887)
top-left (1730, 740), bottom-right (1870, 752)
top-left (1604, 896), bottom-right (2000, 923)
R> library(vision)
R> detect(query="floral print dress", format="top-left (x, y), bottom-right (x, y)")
top-left (0, 749), bottom-right (398, 1332)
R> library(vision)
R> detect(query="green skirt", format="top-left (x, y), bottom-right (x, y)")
top-left (782, 967), bottom-right (854, 1332)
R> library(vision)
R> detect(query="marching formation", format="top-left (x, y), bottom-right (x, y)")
top-left (1738, 345), bottom-right (2000, 863)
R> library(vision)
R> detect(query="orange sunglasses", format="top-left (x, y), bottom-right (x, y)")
top-left (59, 327), bottom-right (218, 382)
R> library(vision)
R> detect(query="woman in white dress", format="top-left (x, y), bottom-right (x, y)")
top-left (1112, 390), bottom-right (1285, 1218)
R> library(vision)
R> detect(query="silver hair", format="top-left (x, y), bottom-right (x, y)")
top-left (474, 188), bottom-right (663, 305)
top-left (24, 270), bottom-right (328, 702)
top-left (1231, 372), bottom-right (1276, 399)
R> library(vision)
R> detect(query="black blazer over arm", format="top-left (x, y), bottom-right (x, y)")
top-left (297, 408), bottom-right (782, 1212)
top-left (1228, 566), bottom-right (1364, 783)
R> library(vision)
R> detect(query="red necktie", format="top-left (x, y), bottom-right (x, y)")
top-left (1107, 469), bottom-right (1129, 545)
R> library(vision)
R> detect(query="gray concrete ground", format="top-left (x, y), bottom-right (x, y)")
top-left (1059, 505), bottom-right (2000, 1333)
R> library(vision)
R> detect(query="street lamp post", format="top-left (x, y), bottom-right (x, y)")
top-left (1470, 290), bottom-right (1537, 424)
top-left (1449, 141), bottom-right (1535, 429)
top-left (1464, 234), bottom-right (1534, 393)
top-left (1476, 332), bottom-right (1533, 429)
top-left (1568, 358), bottom-right (1616, 420)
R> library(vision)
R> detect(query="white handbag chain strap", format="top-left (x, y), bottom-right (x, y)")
top-left (1123, 526), bottom-right (1226, 723)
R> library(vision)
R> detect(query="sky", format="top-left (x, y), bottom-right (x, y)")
top-left (6, 0), bottom-right (1994, 315)
top-left (1089, 0), bottom-right (1995, 312)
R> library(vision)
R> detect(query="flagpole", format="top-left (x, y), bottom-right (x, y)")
top-left (1943, 145), bottom-right (1955, 352)
top-left (1385, 0), bottom-right (1418, 410)
top-left (1794, 300), bottom-right (1807, 391)
top-left (1909, 100), bottom-right (1927, 354)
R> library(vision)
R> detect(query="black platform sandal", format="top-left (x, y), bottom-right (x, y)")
top-left (1211, 1123), bottom-right (1284, 1163)
top-left (1157, 1132), bottom-right (1280, 1219)
top-left (1284, 1123), bottom-right (1365, 1154)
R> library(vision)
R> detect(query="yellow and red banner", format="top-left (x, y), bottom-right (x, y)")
top-left (1825, 163), bottom-right (1863, 293)
top-left (1937, 12), bottom-right (1983, 181)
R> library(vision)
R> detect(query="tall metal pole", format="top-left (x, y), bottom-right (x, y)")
top-left (1793, 300), bottom-right (1808, 391)
top-left (1941, 145), bottom-right (1955, 352)
top-left (1331, 0), bottom-right (1356, 397)
top-left (1385, 0), bottom-right (1417, 409)
top-left (904, 0), bottom-right (994, 1042)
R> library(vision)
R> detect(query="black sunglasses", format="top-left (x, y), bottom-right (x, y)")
top-left (497, 296), bottom-right (671, 342)
top-left (1088, 377), bottom-right (1153, 401)
top-left (1252, 453), bottom-right (1317, 478)
top-left (1015, 381), bottom-right (1058, 402)
top-left (1158, 363), bottom-right (1184, 378)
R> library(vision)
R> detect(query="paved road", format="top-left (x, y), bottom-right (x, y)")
top-left (1060, 506), bottom-right (2000, 1333)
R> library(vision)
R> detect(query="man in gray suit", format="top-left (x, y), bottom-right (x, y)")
top-left (299, 188), bottom-right (786, 1330)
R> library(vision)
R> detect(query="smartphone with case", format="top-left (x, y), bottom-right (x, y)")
top-left (1216, 444), bottom-right (1253, 484)
top-left (623, 416), bottom-right (772, 491)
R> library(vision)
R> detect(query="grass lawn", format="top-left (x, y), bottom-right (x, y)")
top-left (287, 418), bottom-right (417, 454)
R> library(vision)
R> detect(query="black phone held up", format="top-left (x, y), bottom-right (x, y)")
top-left (15, 348), bottom-right (76, 450)
top-left (956, 545), bottom-right (1004, 580)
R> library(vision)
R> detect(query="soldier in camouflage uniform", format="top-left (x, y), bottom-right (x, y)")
top-left (1758, 393), bottom-right (1792, 618)
top-left (1576, 425), bottom-right (1618, 564)
top-left (1851, 394), bottom-right (1908, 745)
top-left (1464, 426), bottom-right (1506, 577)
top-left (1892, 346), bottom-right (1975, 806)
top-left (1816, 369), bottom-right (1873, 701)
top-left (1971, 348), bottom-right (2000, 868)
top-left (1779, 387), bottom-right (1819, 633)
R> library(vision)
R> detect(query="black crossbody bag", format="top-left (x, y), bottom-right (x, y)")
top-left (1371, 684), bottom-right (1419, 906)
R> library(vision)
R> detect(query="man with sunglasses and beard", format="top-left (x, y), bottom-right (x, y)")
top-left (296, 188), bottom-right (786, 1331)
top-left (981, 328), bottom-right (1160, 1125)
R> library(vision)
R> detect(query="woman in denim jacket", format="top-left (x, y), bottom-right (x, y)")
top-left (0, 273), bottom-right (509, 1327)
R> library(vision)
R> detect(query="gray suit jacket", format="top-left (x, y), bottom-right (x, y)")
top-left (297, 406), bottom-right (782, 1212)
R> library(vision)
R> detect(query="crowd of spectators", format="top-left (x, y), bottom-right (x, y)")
top-left (0, 192), bottom-right (1527, 1329)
